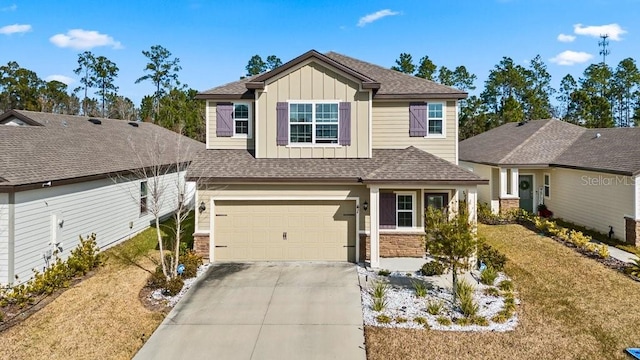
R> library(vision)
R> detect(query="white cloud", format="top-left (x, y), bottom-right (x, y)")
top-left (557, 33), bottom-right (576, 43)
top-left (0, 23), bottom-right (31, 35)
top-left (357, 9), bottom-right (400, 27)
top-left (1, 4), bottom-right (17, 11)
top-left (49, 29), bottom-right (122, 50)
top-left (549, 50), bottom-right (593, 66)
top-left (574, 23), bottom-right (627, 41)
top-left (45, 75), bottom-right (74, 85)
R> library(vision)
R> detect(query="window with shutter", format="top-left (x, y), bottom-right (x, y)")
top-left (380, 192), bottom-right (396, 229)
top-left (216, 103), bottom-right (233, 137)
top-left (409, 103), bottom-right (427, 137)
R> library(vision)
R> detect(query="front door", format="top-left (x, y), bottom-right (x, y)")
top-left (518, 175), bottom-right (534, 213)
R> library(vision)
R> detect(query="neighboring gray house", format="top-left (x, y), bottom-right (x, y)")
top-left (0, 110), bottom-right (203, 285)
top-left (459, 119), bottom-right (640, 246)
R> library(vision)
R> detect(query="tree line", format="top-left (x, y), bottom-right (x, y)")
top-left (0, 45), bottom-right (205, 142)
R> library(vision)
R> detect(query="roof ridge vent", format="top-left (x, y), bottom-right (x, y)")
top-left (88, 118), bottom-right (102, 125)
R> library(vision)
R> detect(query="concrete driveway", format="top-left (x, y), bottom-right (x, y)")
top-left (134, 263), bottom-right (366, 360)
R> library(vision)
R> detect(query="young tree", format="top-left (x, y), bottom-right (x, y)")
top-left (135, 45), bottom-right (182, 123)
top-left (90, 56), bottom-right (119, 117)
top-left (415, 55), bottom-right (437, 80)
top-left (73, 51), bottom-right (95, 115)
top-left (425, 204), bottom-right (477, 303)
top-left (391, 53), bottom-right (415, 74)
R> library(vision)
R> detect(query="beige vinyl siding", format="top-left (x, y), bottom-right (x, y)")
top-left (461, 162), bottom-right (492, 205)
top-left (206, 101), bottom-right (255, 150)
top-left (372, 101), bottom-right (457, 163)
top-left (256, 61), bottom-right (371, 158)
top-left (0, 193), bottom-right (8, 284)
top-left (544, 168), bottom-right (634, 241)
top-left (11, 172), bottom-right (183, 284)
top-left (197, 184), bottom-right (369, 233)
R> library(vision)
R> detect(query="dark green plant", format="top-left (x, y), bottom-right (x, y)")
top-left (164, 277), bottom-right (184, 296)
top-left (498, 280), bottom-right (514, 292)
top-left (426, 300), bottom-right (443, 315)
top-left (421, 260), bottom-right (446, 276)
top-left (376, 314), bottom-right (391, 324)
top-left (412, 281), bottom-right (428, 297)
top-left (437, 316), bottom-right (452, 326)
top-left (377, 269), bottom-right (391, 276)
top-left (479, 266), bottom-right (498, 285)
top-left (477, 243), bottom-right (507, 271)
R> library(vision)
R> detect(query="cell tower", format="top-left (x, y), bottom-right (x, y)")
top-left (599, 34), bottom-right (610, 64)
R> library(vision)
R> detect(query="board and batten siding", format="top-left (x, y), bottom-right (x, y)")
top-left (372, 101), bottom-right (457, 163)
top-left (206, 101), bottom-right (255, 150)
top-left (196, 184), bottom-right (370, 233)
top-left (256, 61), bottom-right (371, 158)
top-left (10, 172), bottom-right (184, 285)
top-left (0, 193), bottom-right (8, 284)
top-left (544, 168), bottom-right (634, 241)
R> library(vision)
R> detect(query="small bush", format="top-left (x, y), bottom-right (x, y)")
top-left (498, 280), bottom-right (514, 292)
top-left (456, 280), bottom-right (478, 317)
top-left (66, 233), bottom-right (102, 276)
top-left (478, 202), bottom-right (503, 224)
top-left (395, 316), bottom-right (407, 323)
top-left (412, 281), bottom-right (428, 297)
top-left (479, 266), bottom-right (498, 286)
top-left (484, 287), bottom-right (500, 297)
top-left (436, 316), bottom-right (452, 326)
top-left (163, 277), bottom-right (184, 296)
top-left (555, 227), bottom-right (570, 242)
top-left (503, 295), bottom-right (516, 312)
top-left (455, 279), bottom-right (474, 300)
top-left (477, 243), bottom-right (507, 271)
top-left (596, 244), bottom-right (610, 259)
top-left (492, 311), bottom-right (511, 323)
top-left (377, 269), bottom-right (391, 276)
top-left (421, 260), bottom-right (446, 276)
top-left (414, 316), bottom-right (428, 325)
top-left (625, 258), bottom-right (640, 277)
top-left (471, 315), bottom-right (489, 326)
top-left (370, 281), bottom-right (388, 299)
top-left (178, 250), bottom-right (202, 278)
top-left (426, 300), bottom-right (443, 315)
top-left (569, 230), bottom-right (590, 248)
top-left (372, 297), bottom-right (387, 312)
top-left (454, 317), bottom-right (471, 326)
top-left (376, 314), bottom-right (391, 324)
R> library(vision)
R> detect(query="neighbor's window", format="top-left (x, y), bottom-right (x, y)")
top-left (290, 102), bottom-right (338, 144)
top-left (428, 103), bottom-right (444, 136)
top-left (396, 194), bottom-right (415, 228)
top-left (140, 181), bottom-right (148, 215)
top-left (544, 173), bottom-right (550, 198)
top-left (233, 103), bottom-right (250, 137)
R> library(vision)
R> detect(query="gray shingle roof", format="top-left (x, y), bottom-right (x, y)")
top-left (196, 50), bottom-right (466, 100)
top-left (459, 119), bottom-right (640, 175)
top-left (0, 110), bottom-right (204, 188)
top-left (187, 146), bottom-right (486, 184)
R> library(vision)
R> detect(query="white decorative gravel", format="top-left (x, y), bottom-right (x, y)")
top-left (358, 266), bottom-right (519, 332)
top-left (149, 263), bottom-right (212, 307)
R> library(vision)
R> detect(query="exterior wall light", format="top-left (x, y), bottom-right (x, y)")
top-left (199, 201), bottom-right (206, 213)
top-left (363, 201), bottom-right (368, 211)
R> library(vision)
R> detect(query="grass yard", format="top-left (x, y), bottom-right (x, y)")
top-left (365, 223), bottom-right (640, 360)
top-left (0, 224), bottom-right (169, 360)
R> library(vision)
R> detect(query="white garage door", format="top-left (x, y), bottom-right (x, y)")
top-left (213, 200), bottom-right (356, 262)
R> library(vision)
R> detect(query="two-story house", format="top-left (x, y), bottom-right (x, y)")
top-left (188, 50), bottom-right (487, 268)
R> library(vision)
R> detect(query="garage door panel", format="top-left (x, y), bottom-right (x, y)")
top-left (213, 201), bottom-right (355, 262)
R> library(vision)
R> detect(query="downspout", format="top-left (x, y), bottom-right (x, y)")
top-left (8, 191), bottom-right (15, 284)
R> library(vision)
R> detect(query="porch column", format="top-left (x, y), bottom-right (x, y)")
top-left (510, 168), bottom-right (519, 196)
top-left (499, 168), bottom-right (508, 197)
top-left (369, 186), bottom-right (380, 268)
top-left (467, 186), bottom-right (478, 233)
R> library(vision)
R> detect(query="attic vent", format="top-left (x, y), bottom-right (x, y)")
top-left (88, 118), bottom-right (102, 125)
top-left (128, 121), bottom-right (139, 127)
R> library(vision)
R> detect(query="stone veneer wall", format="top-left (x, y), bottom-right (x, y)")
top-left (359, 233), bottom-right (424, 260)
top-left (625, 217), bottom-right (640, 247)
top-left (499, 198), bottom-right (520, 215)
top-left (193, 233), bottom-right (210, 260)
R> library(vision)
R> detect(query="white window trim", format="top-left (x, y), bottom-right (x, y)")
top-left (544, 173), bottom-right (551, 199)
top-left (288, 100), bottom-right (340, 145)
top-left (424, 102), bottom-right (446, 139)
top-left (395, 192), bottom-right (416, 229)
top-left (232, 102), bottom-right (252, 139)
top-left (140, 181), bottom-right (148, 216)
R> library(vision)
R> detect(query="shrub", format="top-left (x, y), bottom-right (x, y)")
top-left (625, 258), bottom-right (640, 277)
top-left (584, 242), bottom-right (598, 253)
top-left (395, 316), bottom-right (407, 323)
top-left (66, 233), bottom-right (102, 276)
top-left (503, 295), bottom-right (516, 312)
top-left (456, 280), bottom-right (478, 317)
top-left (479, 266), bottom-right (498, 286)
top-left (492, 311), bottom-right (511, 323)
top-left (376, 314), bottom-right (391, 324)
top-left (178, 250), bottom-right (202, 278)
top-left (498, 280), bottom-right (514, 292)
top-left (569, 230), bottom-right (590, 248)
top-left (377, 269), bottom-right (391, 276)
top-left (455, 279), bottom-right (474, 300)
top-left (372, 297), bottom-right (387, 312)
top-left (436, 316), bottom-right (452, 326)
top-left (477, 243), bottom-right (507, 271)
top-left (596, 244), bottom-right (610, 259)
top-left (370, 281), bottom-right (388, 299)
top-left (454, 317), bottom-right (471, 326)
top-left (483, 287), bottom-right (500, 297)
top-left (471, 315), bottom-right (489, 326)
top-left (164, 277), bottom-right (184, 296)
top-left (412, 281), bottom-right (428, 297)
top-left (426, 300), bottom-right (443, 315)
top-left (555, 227), bottom-right (570, 242)
top-left (421, 260), bottom-right (446, 276)
top-left (478, 202), bottom-right (503, 224)
top-left (414, 316), bottom-right (428, 325)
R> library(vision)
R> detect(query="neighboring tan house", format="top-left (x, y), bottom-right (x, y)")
top-left (188, 50), bottom-right (487, 268)
top-left (0, 110), bottom-right (203, 285)
top-left (459, 119), bottom-right (640, 246)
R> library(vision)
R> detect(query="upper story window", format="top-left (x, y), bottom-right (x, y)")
top-left (289, 102), bottom-right (338, 144)
top-left (232, 103), bottom-right (251, 137)
top-left (428, 103), bottom-right (444, 136)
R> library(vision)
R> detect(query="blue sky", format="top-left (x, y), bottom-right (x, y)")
top-left (1, 0), bottom-right (638, 105)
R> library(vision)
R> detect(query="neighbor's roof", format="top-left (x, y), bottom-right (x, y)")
top-left (187, 146), bottom-right (487, 185)
top-left (459, 119), bottom-right (640, 176)
top-left (0, 110), bottom-right (204, 189)
top-left (196, 50), bottom-right (466, 100)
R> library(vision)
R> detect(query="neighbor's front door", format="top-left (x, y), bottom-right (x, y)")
top-left (518, 175), bottom-right (534, 213)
